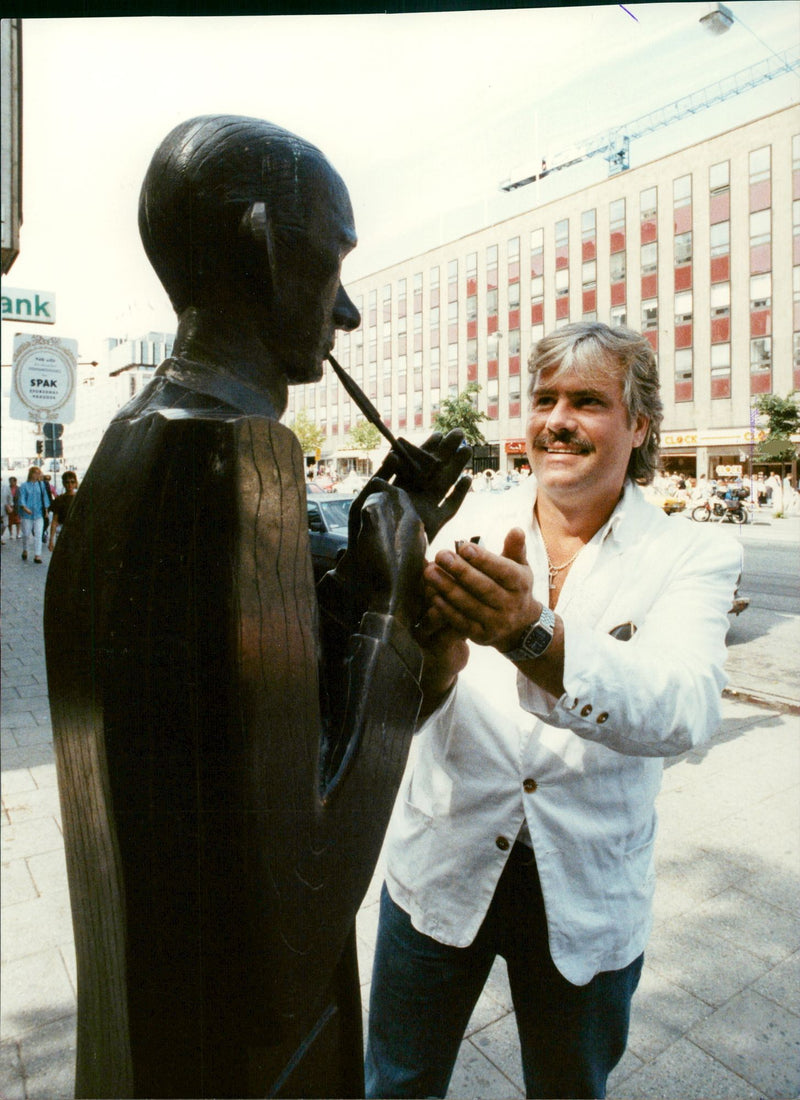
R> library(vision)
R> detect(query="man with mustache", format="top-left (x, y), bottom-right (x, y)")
top-left (366, 322), bottom-right (742, 1099)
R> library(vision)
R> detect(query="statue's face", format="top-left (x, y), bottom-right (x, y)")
top-left (262, 162), bottom-right (361, 385)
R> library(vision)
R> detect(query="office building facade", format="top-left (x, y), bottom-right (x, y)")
top-left (286, 106), bottom-right (799, 478)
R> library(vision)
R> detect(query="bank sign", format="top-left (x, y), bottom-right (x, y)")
top-left (10, 334), bottom-right (77, 424)
top-left (1, 287), bottom-right (56, 324)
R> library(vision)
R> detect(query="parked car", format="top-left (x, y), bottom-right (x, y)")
top-left (307, 495), bottom-right (353, 580)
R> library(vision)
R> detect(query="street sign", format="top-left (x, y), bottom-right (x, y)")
top-left (43, 422), bottom-right (64, 458)
top-left (1, 287), bottom-right (56, 324)
top-left (9, 334), bottom-right (77, 424)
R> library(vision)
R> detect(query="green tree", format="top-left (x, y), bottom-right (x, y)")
top-left (432, 381), bottom-right (490, 446)
top-left (754, 392), bottom-right (799, 465)
top-left (290, 408), bottom-right (325, 457)
top-left (347, 419), bottom-right (382, 454)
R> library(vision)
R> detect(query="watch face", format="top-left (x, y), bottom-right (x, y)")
top-left (527, 624), bottom-right (552, 656)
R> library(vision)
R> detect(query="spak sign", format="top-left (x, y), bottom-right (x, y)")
top-left (10, 334), bottom-right (77, 424)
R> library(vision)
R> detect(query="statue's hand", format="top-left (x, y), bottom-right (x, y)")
top-left (373, 429), bottom-right (472, 543)
top-left (341, 481), bottom-right (426, 629)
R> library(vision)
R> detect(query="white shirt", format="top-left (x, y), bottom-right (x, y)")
top-left (383, 480), bottom-right (742, 985)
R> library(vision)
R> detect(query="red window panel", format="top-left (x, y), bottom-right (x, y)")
top-left (487, 314), bottom-right (499, 335)
top-left (413, 294), bottom-right (422, 311)
top-left (644, 329), bottom-right (658, 351)
top-left (488, 402), bottom-right (499, 419)
top-left (331, 421), bottom-right (339, 434)
top-left (711, 375), bottom-right (731, 399)
top-left (556, 296), bottom-right (570, 319)
top-left (582, 289), bottom-right (596, 314)
top-left (609, 230), bottom-right (625, 254)
top-left (508, 261), bottom-right (520, 282)
top-left (430, 288), bottom-right (440, 308)
top-left (429, 328), bottom-right (439, 347)
top-left (414, 333), bottom-right (423, 352)
top-left (794, 234), bottom-right (800, 266)
top-left (531, 301), bottom-right (544, 325)
top-left (750, 370), bottom-right (772, 395)
top-left (414, 412), bottom-right (423, 428)
top-left (794, 362), bottom-right (800, 391)
top-left (674, 265), bottom-right (692, 292)
top-left (398, 415), bottom-right (407, 429)
top-left (383, 377), bottom-right (392, 396)
top-left (750, 243), bottom-right (771, 274)
top-left (710, 255), bottom-right (730, 283)
top-left (795, 300), bottom-right (800, 330)
top-left (610, 280), bottom-right (626, 306)
top-left (448, 283), bottom-right (458, 304)
top-left (711, 317), bottom-right (730, 343)
top-left (794, 169), bottom-right (800, 200)
top-left (383, 304), bottom-right (391, 323)
top-left (749, 179), bottom-right (771, 213)
top-left (508, 400), bottom-right (521, 419)
top-left (640, 273), bottom-right (657, 299)
top-left (530, 254), bottom-right (544, 277)
top-left (673, 205), bottom-right (692, 234)
top-left (398, 374), bottom-right (407, 395)
top-left (467, 319), bottom-right (477, 340)
top-left (384, 416), bottom-right (392, 430)
top-left (582, 239), bottom-right (596, 262)
top-left (467, 277), bottom-right (478, 296)
top-left (448, 324), bottom-right (458, 344)
top-left (343, 419), bottom-right (351, 434)
top-left (383, 340), bottom-right (392, 358)
top-left (467, 362), bottom-right (478, 382)
top-left (750, 309), bottom-right (771, 338)
top-left (509, 355), bottom-right (521, 375)
top-left (488, 359), bottom-right (499, 380)
top-left (710, 192), bottom-right (730, 224)
top-left (674, 379), bottom-right (693, 402)
top-left (555, 246), bottom-right (569, 270)
top-left (640, 218), bottom-right (657, 244)
top-left (508, 309), bottom-right (520, 330)
top-left (675, 324), bottom-right (692, 349)
top-left (487, 271), bottom-right (498, 291)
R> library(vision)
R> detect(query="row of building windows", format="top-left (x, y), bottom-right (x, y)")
top-left (287, 129), bottom-right (799, 435)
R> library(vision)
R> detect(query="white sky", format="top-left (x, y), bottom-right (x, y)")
top-left (2, 1), bottom-right (799, 370)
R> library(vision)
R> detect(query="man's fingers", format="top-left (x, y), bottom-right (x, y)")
top-left (501, 527), bottom-right (528, 566)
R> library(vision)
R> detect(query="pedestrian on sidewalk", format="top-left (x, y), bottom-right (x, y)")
top-left (47, 471), bottom-right (79, 551)
top-left (17, 466), bottom-right (50, 563)
top-left (365, 322), bottom-right (742, 1100)
top-left (3, 475), bottom-right (21, 542)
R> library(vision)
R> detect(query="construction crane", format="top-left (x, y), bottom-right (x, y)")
top-left (499, 48), bottom-right (800, 192)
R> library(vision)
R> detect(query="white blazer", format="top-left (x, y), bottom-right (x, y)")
top-left (383, 480), bottom-right (742, 985)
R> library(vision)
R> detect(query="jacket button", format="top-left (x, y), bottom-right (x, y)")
top-left (580, 704), bottom-right (593, 717)
top-left (596, 712), bottom-right (609, 724)
top-left (523, 778), bottom-right (538, 793)
top-left (496, 836), bottom-right (510, 851)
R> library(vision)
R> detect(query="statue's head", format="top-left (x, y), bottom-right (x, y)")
top-left (139, 115), bottom-right (360, 384)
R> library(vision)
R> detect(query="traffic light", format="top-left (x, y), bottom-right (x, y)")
top-left (36, 439), bottom-right (44, 456)
top-left (44, 422), bottom-right (63, 459)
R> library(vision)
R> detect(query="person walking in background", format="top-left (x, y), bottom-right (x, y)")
top-left (3, 476), bottom-right (21, 542)
top-left (17, 467), bottom-right (50, 564)
top-left (48, 471), bottom-right (79, 552)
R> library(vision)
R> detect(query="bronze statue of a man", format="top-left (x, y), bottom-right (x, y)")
top-left (44, 115), bottom-right (469, 1099)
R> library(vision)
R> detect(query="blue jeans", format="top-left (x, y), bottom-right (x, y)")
top-left (365, 843), bottom-right (643, 1099)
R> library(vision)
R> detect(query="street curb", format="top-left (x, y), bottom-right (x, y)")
top-left (722, 685), bottom-right (800, 715)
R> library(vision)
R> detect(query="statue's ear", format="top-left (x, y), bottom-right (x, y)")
top-left (239, 201), bottom-right (277, 287)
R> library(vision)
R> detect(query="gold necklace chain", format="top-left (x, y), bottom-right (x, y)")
top-left (544, 545), bottom-right (582, 589)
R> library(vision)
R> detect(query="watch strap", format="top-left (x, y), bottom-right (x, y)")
top-left (504, 605), bottom-right (556, 662)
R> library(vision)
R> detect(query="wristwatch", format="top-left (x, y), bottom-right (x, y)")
top-left (504, 605), bottom-right (556, 662)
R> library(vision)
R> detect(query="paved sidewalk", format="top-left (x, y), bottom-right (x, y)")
top-left (2, 532), bottom-right (799, 1099)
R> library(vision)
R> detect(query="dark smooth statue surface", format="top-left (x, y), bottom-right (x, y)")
top-left (43, 115), bottom-right (469, 1098)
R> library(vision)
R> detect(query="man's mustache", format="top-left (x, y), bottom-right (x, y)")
top-left (532, 430), bottom-right (593, 454)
